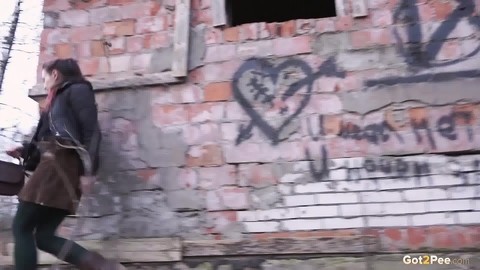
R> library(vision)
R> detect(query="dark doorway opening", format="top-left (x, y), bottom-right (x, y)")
top-left (226, 0), bottom-right (337, 26)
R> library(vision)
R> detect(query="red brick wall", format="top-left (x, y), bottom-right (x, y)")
top-left (41, 0), bottom-right (172, 78)
top-left (31, 0), bottom-right (480, 246)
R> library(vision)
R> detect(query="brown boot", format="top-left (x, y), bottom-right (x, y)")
top-left (78, 251), bottom-right (126, 270)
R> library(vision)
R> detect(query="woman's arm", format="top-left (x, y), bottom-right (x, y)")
top-left (67, 82), bottom-right (101, 175)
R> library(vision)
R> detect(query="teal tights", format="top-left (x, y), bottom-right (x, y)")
top-left (12, 201), bottom-right (88, 270)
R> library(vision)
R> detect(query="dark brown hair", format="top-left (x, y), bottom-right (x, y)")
top-left (41, 58), bottom-right (85, 111)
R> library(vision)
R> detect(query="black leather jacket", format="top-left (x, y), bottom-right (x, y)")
top-left (23, 80), bottom-right (101, 175)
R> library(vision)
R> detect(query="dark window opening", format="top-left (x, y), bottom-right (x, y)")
top-left (226, 0), bottom-right (337, 27)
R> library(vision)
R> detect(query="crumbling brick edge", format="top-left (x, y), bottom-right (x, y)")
top-left (28, 71), bottom-right (185, 97)
top-left (0, 225), bottom-right (478, 267)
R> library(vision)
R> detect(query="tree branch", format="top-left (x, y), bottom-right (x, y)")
top-left (0, 0), bottom-right (22, 92)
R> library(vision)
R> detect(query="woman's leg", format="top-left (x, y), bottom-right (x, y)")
top-left (34, 205), bottom-right (89, 266)
top-left (12, 201), bottom-right (40, 270)
top-left (34, 205), bottom-right (126, 270)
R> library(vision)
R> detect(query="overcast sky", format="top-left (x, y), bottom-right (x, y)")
top-left (0, 0), bottom-right (43, 160)
top-left (1, 0), bottom-right (44, 98)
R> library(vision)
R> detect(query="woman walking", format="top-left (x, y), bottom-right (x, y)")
top-left (6, 58), bottom-right (124, 270)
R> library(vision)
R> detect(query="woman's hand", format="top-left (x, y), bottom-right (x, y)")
top-left (80, 176), bottom-right (96, 194)
top-left (6, 146), bottom-right (23, 159)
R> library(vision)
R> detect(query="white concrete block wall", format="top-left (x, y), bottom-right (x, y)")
top-left (238, 155), bottom-right (480, 233)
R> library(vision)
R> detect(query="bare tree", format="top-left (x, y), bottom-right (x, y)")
top-left (0, 0), bottom-right (22, 92)
top-left (0, 0), bottom-right (40, 162)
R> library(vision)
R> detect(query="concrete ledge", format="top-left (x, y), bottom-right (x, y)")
top-left (0, 236), bottom-right (377, 266)
top-left (0, 226), bottom-right (480, 269)
top-left (184, 236), bottom-right (378, 257)
top-left (30, 252), bottom-right (480, 270)
top-left (28, 71), bottom-right (185, 97)
top-left (341, 76), bottom-right (480, 115)
top-left (0, 238), bottom-right (182, 266)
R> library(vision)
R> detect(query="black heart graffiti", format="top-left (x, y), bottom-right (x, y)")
top-left (232, 57), bottom-right (345, 145)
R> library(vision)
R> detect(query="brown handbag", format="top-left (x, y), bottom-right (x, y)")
top-left (0, 159), bottom-right (25, 196)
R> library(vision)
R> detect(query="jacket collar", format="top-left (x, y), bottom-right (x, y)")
top-left (57, 79), bottom-right (93, 94)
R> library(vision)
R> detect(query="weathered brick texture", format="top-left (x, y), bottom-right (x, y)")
top-left (1, 0), bottom-right (480, 266)
top-left (24, 253), bottom-right (480, 270)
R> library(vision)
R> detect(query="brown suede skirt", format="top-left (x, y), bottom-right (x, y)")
top-left (18, 140), bottom-right (82, 215)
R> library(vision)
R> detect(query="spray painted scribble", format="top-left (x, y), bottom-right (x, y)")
top-left (339, 120), bottom-right (404, 145)
top-left (232, 57), bottom-right (346, 145)
top-left (393, 0), bottom-right (480, 68)
top-left (304, 106), bottom-right (477, 182)
top-left (306, 109), bottom-right (475, 151)
top-left (230, 46), bottom-right (479, 191)
top-left (307, 146), bottom-right (480, 185)
top-left (306, 145), bottom-right (433, 183)
top-left (366, 0), bottom-right (480, 86)
top-left (306, 145), bottom-right (432, 183)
